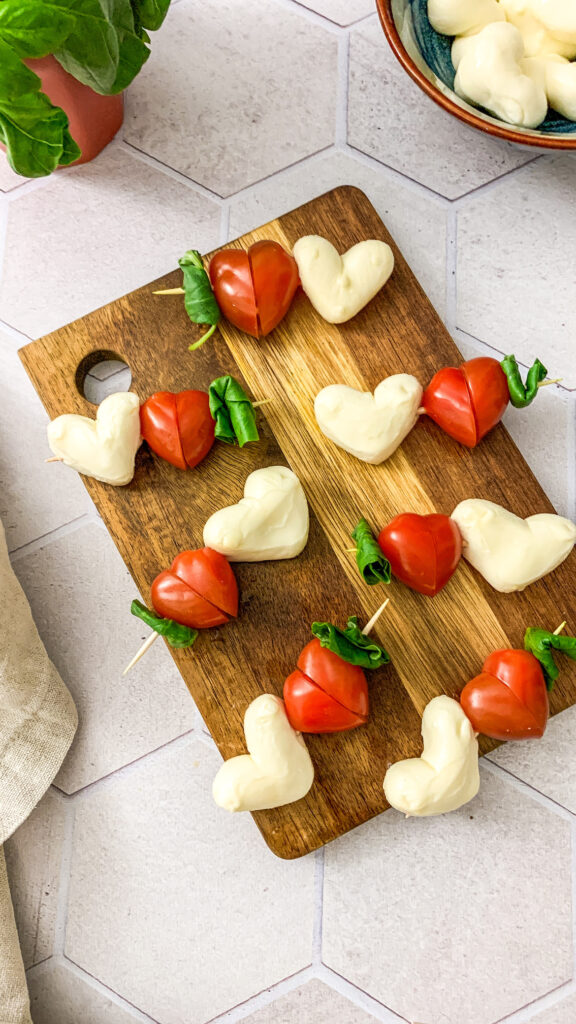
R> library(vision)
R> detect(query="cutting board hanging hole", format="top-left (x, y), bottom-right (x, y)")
top-left (76, 349), bottom-right (133, 405)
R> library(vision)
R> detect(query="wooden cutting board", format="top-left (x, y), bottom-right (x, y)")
top-left (20, 186), bottom-right (576, 859)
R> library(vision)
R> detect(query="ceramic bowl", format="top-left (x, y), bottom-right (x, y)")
top-left (376, 0), bottom-right (576, 149)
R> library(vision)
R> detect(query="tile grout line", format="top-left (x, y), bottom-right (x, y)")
top-left (118, 138), bottom-right (228, 205)
top-left (312, 846), bottom-right (325, 965)
top-left (8, 513), bottom-right (98, 563)
top-left (494, 979), bottom-right (576, 1024)
top-left (452, 325), bottom-right (576, 395)
top-left (0, 317), bottom-right (34, 348)
top-left (482, 758), bottom-right (576, 823)
top-left (343, 142), bottom-right (453, 207)
top-left (316, 964), bottom-right (410, 1022)
top-left (220, 203), bottom-right (231, 246)
top-left (51, 800), bottom-right (76, 957)
top-left (272, 0), bottom-right (344, 34)
top-left (62, 728), bottom-right (197, 801)
top-left (53, 955), bottom-right (162, 1023)
top-left (451, 152), bottom-right (549, 210)
top-left (335, 28), bottom-right (350, 147)
top-left (286, 0), bottom-right (376, 27)
top-left (201, 967), bottom-right (318, 1023)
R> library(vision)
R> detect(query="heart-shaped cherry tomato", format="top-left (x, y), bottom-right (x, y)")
top-left (378, 513), bottom-right (462, 597)
top-left (209, 240), bottom-right (299, 338)
top-left (151, 547), bottom-right (238, 629)
top-left (460, 649), bottom-right (549, 740)
top-left (140, 390), bottom-right (215, 470)
top-left (283, 638), bottom-right (368, 733)
top-left (423, 357), bottom-right (510, 447)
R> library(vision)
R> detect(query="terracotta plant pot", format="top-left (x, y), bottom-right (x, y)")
top-left (25, 55), bottom-right (124, 166)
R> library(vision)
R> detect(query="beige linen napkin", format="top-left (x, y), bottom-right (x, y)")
top-left (0, 520), bottom-right (77, 1023)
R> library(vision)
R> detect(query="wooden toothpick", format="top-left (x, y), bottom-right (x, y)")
top-left (123, 631), bottom-right (160, 676)
top-left (538, 377), bottom-right (562, 388)
top-left (45, 456), bottom-right (63, 463)
top-left (153, 287), bottom-right (185, 295)
top-left (553, 621), bottom-right (567, 636)
top-left (362, 597), bottom-right (390, 636)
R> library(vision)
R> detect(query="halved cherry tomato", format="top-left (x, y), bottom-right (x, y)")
top-left (423, 357), bottom-right (510, 447)
top-left (151, 547), bottom-right (238, 629)
top-left (461, 649), bottom-right (548, 740)
top-left (140, 390), bottom-right (215, 470)
top-left (378, 513), bottom-right (462, 597)
top-left (209, 240), bottom-right (299, 339)
top-left (283, 638), bottom-right (368, 733)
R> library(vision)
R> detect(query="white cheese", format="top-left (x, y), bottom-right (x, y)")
top-left (292, 235), bottom-right (394, 325)
top-left (428, 0), bottom-right (504, 37)
top-left (383, 696), bottom-right (480, 817)
top-left (47, 391), bottom-right (141, 486)
top-left (314, 374), bottom-right (423, 465)
top-left (452, 22), bottom-right (548, 127)
top-left (451, 498), bottom-right (576, 592)
top-left (212, 694), bottom-right (314, 812)
top-left (500, 0), bottom-right (576, 58)
top-left (203, 465), bottom-right (309, 561)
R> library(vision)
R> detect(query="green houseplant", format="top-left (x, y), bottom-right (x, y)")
top-left (0, 0), bottom-right (170, 178)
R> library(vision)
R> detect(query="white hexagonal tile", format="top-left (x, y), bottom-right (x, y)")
top-left (323, 769), bottom-right (572, 1024)
top-left (229, 150), bottom-right (448, 317)
top-left (242, 980), bottom-right (380, 1023)
top-left (488, 707), bottom-right (576, 815)
top-left (297, 0), bottom-right (374, 25)
top-left (0, 145), bottom-right (221, 338)
top-left (457, 156), bottom-right (576, 386)
top-left (11, 522), bottom-right (196, 793)
top-left (4, 789), bottom-right (67, 969)
top-left (66, 737), bottom-right (315, 1024)
top-left (124, 0), bottom-right (338, 197)
top-left (0, 333), bottom-right (93, 553)
top-left (28, 963), bottom-right (138, 1024)
top-left (348, 20), bottom-right (534, 199)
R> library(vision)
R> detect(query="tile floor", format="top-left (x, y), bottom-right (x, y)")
top-left (0, 2), bottom-right (575, 1023)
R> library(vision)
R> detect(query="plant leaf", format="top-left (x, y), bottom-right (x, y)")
top-left (135, 0), bottom-right (170, 32)
top-left (131, 599), bottom-right (198, 649)
top-left (0, 41), bottom-right (81, 177)
top-left (500, 354), bottom-right (548, 409)
top-left (311, 616), bottom-right (390, 670)
top-left (52, 0), bottom-right (121, 94)
top-left (208, 376), bottom-right (259, 447)
top-left (0, 0), bottom-right (76, 58)
top-left (177, 250), bottom-right (221, 340)
top-left (351, 517), bottom-right (391, 586)
top-left (524, 627), bottom-right (576, 691)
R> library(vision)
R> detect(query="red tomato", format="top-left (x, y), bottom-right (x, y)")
top-left (151, 547), bottom-right (238, 629)
top-left (140, 390), bottom-right (215, 470)
top-left (378, 513), bottom-right (462, 597)
top-left (423, 357), bottom-right (509, 447)
top-left (283, 638), bottom-right (369, 733)
top-left (209, 240), bottom-right (298, 338)
top-left (461, 649), bottom-right (548, 740)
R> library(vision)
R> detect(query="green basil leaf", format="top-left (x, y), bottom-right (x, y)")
top-left (178, 250), bottom-right (221, 346)
top-left (209, 375), bottom-right (259, 447)
top-left (0, 42), bottom-right (81, 177)
top-left (135, 0), bottom-right (170, 32)
top-left (524, 627), bottom-right (576, 691)
top-left (501, 354), bottom-right (548, 409)
top-left (0, 0), bottom-right (75, 58)
top-left (351, 517), bottom-right (391, 586)
top-left (109, 15), bottom-right (150, 93)
top-left (52, 0), bottom-right (121, 94)
top-left (311, 616), bottom-right (390, 670)
top-left (131, 599), bottom-right (198, 649)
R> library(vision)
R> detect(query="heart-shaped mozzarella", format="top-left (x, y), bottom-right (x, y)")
top-left (314, 374), bottom-right (423, 464)
top-left (383, 696), bottom-right (480, 817)
top-left (47, 392), bottom-right (141, 486)
top-left (212, 694), bottom-right (314, 812)
top-left (292, 235), bottom-right (394, 324)
top-left (451, 498), bottom-right (576, 593)
top-left (203, 466), bottom-right (309, 561)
